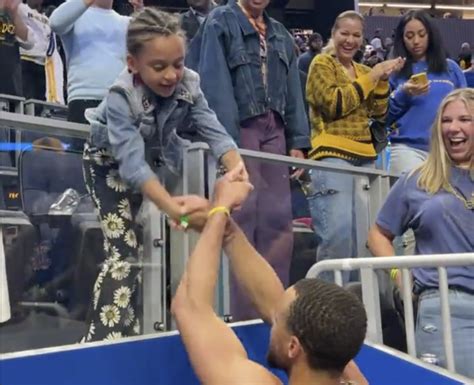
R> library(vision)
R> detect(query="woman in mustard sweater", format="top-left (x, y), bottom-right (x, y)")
top-left (306, 11), bottom-right (404, 282)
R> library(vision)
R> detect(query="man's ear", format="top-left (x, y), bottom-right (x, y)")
top-left (288, 335), bottom-right (303, 360)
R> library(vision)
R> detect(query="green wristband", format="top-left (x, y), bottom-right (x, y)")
top-left (179, 215), bottom-right (189, 229)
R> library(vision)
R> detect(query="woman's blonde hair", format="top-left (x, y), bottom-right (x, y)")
top-left (127, 7), bottom-right (185, 55)
top-left (415, 88), bottom-right (474, 194)
top-left (322, 10), bottom-right (364, 55)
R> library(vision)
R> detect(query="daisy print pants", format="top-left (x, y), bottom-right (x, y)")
top-left (82, 144), bottom-right (143, 342)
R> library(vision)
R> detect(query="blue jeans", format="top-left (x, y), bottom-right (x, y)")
top-left (416, 289), bottom-right (474, 378)
top-left (389, 143), bottom-right (428, 175)
top-left (307, 158), bottom-right (373, 282)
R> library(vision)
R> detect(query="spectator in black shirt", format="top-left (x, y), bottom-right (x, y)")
top-left (180, 0), bottom-right (215, 43)
top-left (0, 0), bottom-right (35, 96)
top-left (457, 42), bottom-right (472, 70)
top-left (19, 0), bottom-right (51, 101)
top-left (297, 32), bottom-right (322, 74)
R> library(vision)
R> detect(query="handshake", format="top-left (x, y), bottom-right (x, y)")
top-left (169, 162), bottom-right (253, 232)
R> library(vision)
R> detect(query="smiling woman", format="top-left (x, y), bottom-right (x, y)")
top-left (305, 10), bottom-right (405, 283)
top-left (441, 98), bottom-right (472, 170)
top-left (368, 88), bottom-right (474, 378)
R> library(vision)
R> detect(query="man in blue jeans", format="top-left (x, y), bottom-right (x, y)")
top-left (187, 0), bottom-right (310, 321)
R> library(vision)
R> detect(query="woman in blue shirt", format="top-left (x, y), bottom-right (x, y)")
top-left (387, 10), bottom-right (466, 175)
top-left (368, 89), bottom-right (473, 378)
top-left (82, 8), bottom-right (244, 342)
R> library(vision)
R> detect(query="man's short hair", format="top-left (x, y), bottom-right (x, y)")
top-left (308, 32), bottom-right (322, 44)
top-left (287, 279), bottom-right (367, 373)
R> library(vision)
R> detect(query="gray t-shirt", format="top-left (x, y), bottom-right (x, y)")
top-left (376, 167), bottom-right (474, 291)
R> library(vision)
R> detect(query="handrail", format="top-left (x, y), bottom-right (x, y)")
top-left (0, 94), bottom-right (25, 103)
top-left (306, 253), bottom-right (474, 277)
top-left (305, 253), bottom-right (474, 375)
top-left (24, 99), bottom-right (68, 111)
top-left (0, 111), bottom-right (88, 138)
top-left (186, 142), bottom-right (394, 178)
top-left (0, 167), bottom-right (17, 177)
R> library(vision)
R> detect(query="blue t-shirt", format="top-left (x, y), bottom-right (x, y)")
top-left (49, 0), bottom-right (129, 102)
top-left (376, 167), bottom-right (474, 290)
top-left (387, 59), bottom-right (466, 152)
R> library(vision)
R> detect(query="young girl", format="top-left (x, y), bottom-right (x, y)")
top-left (82, 7), bottom-right (244, 342)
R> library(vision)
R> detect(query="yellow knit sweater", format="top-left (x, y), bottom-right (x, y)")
top-left (306, 53), bottom-right (389, 161)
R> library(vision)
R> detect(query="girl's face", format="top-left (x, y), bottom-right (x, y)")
top-left (127, 34), bottom-right (185, 98)
top-left (403, 19), bottom-right (429, 61)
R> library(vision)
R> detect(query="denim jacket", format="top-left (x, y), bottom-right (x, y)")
top-left (85, 68), bottom-right (237, 190)
top-left (186, 0), bottom-right (310, 150)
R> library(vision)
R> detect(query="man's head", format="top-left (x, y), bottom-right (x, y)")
top-left (187, 0), bottom-right (212, 13)
top-left (461, 42), bottom-right (471, 53)
top-left (26, 0), bottom-right (43, 11)
top-left (267, 279), bottom-right (367, 375)
top-left (308, 33), bottom-right (323, 53)
top-left (239, 0), bottom-right (270, 17)
top-left (93, 0), bottom-right (113, 10)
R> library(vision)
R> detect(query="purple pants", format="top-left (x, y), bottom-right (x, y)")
top-left (230, 111), bottom-right (294, 321)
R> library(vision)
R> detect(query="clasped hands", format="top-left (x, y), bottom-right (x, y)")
top-left (169, 162), bottom-right (253, 232)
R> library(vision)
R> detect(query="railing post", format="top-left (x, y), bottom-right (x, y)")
top-left (401, 268), bottom-right (416, 357)
top-left (205, 156), bottom-right (231, 318)
top-left (334, 270), bottom-right (343, 287)
top-left (367, 174), bottom-right (390, 228)
top-left (0, 229), bottom-right (11, 323)
top-left (438, 267), bottom-right (455, 372)
top-left (168, 146), bottom-right (207, 330)
top-left (355, 172), bottom-right (371, 259)
top-left (141, 194), bottom-right (168, 333)
top-left (360, 267), bottom-right (383, 344)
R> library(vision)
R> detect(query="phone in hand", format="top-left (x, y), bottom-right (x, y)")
top-left (410, 72), bottom-right (428, 86)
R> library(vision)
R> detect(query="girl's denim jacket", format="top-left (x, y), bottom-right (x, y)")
top-left (85, 67), bottom-right (237, 190)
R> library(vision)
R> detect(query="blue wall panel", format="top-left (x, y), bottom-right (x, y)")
top-left (0, 323), bottom-right (464, 385)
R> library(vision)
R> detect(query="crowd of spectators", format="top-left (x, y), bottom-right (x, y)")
top-left (2, 0), bottom-right (472, 104)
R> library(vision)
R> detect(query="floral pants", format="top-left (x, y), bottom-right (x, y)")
top-left (82, 144), bottom-right (143, 342)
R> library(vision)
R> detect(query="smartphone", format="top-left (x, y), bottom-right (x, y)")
top-left (410, 72), bottom-right (428, 86)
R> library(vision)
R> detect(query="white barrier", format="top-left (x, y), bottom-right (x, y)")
top-left (306, 253), bottom-right (474, 374)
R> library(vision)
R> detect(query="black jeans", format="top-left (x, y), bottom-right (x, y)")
top-left (67, 99), bottom-right (101, 151)
top-left (21, 60), bottom-right (46, 101)
top-left (67, 99), bottom-right (101, 124)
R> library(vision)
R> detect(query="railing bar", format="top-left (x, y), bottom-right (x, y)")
top-left (438, 267), bottom-right (455, 372)
top-left (401, 268), bottom-right (416, 357)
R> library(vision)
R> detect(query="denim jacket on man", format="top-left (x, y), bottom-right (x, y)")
top-left (85, 68), bottom-right (237, 190)
top-left (186, 0), bottom-right (310, 151)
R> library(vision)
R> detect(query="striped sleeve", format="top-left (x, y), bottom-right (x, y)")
top-left (368, 79), bottom-right (390, 120)
top-left (306, 54), bottom-right (377, 121)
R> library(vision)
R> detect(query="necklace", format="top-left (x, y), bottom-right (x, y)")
top-left (445, 183), bottom-right (474, 210)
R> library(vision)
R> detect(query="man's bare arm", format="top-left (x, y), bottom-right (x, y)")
top-left (172, 166), bottom-right (278, 385)
top-left (223, 219), bottom-right (285, 324)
